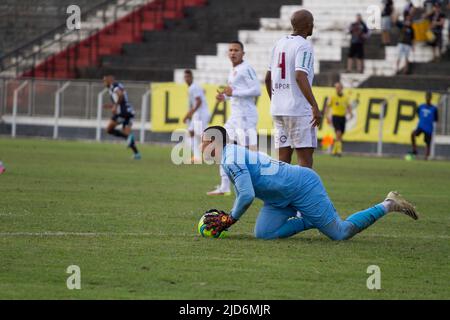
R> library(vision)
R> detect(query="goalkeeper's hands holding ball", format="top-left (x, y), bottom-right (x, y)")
top-left (204, 209), bottom-right (237, 236)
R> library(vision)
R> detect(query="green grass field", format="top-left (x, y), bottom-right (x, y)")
top-left (0, 138), bottom-right (449, 299)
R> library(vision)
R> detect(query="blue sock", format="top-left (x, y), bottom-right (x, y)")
top-left (346, 204), bottom-right (387, 231)
top-left (276, 218), bottom-right (313, 239)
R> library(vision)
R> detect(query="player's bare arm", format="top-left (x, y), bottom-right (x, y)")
top-left (216, 89), bottom-right (226, 102)
top-left (115, 88), bottom-right (124, 105)
top-left (222, 86), bottom-right (233, 97)
top-left (324, 96), bottom-right (332, 124)
top-left (347, 104), bottom-right (354, 120)
top-left (108, 88), bottom-right (124, 114)
top-left (183, 97), bottom-right (202, 123)
top-left (265, 71), bottom-right (272, 100)
top-left (295, 70), bottom-right (321, 127)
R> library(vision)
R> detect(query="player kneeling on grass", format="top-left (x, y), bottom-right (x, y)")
top-left (103, 75), bottom-right (141, 160)
top-left (201, 126), bottom-right (418, 240)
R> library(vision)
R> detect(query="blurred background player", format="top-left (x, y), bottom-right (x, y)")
top-left (265, 10), bottom-right (321, 168)
top-left (103, 75), bottom-right (141, 160)
top-left (208, 40), bottom-right (261, 196)
top-left (410, 91), bottom-right (439, 160)
top-left (201, 126), bottom-right (418, 240)
top-left (325, 82), bottom-right (354, 157)
top-left (182, 69), bottom-right (210, 163)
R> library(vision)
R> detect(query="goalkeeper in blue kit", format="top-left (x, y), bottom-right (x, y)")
top-left (201, 126), bottom-right (419, 240)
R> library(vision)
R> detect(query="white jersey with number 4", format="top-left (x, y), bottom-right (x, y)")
top-left (269, 35), bottom-right (315, 117)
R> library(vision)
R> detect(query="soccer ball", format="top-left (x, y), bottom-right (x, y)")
top-left (197, 212), bottom-right (228, 239)
top-left (404, 154), bottom-right (415, 161)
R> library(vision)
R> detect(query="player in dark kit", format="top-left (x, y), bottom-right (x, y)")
top-left (103, 75), bottom-right (141, 160)
top-left (410, 91), bottom-right (439, 161)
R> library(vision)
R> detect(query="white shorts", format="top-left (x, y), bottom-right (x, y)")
top-left (224, 114), bottom-right (258, 147)
top-left (398, 43), bottom-right (412, 60)
top-left (188, 111), bottom-right (210, 135)
top-left (273, 115), bottom-right (318, 149)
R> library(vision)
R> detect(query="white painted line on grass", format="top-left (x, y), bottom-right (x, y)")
top-left (0, 232), bottom-right (448, 240)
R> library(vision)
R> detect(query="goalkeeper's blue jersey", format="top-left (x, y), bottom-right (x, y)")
top-left (221, 144), bottom-right (335, 228)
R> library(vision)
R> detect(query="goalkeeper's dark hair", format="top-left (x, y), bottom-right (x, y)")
top-left (203, 126), bottom-right (228, 148)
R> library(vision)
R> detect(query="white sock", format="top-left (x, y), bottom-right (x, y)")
top-left (193, 135), bottom-right (202, 160)
top-left (184, 134), bottom-right (192, 160)
top-left (219, 167), bottom-right (230, 192)
top-left (220, 176), bottom-right (230, 192)
top-left (381, 200), bottom-right (393, 213)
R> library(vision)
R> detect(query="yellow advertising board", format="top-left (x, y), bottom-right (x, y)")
top-left (151, 83), bottom-right (439, 145)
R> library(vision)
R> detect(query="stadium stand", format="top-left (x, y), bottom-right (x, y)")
top-left (25, 0), bottom-right (206, 79)
top-left (360, 50), bottom-right (450, 90)
top-left (0, 0), bottom-right (108, 54)
top-left (3, 0), bottom-right (448, 90)
top-left (78, 0), bottom-right (300, 81)
top-left (174, 0), bottom-right (449, 89)
top-left (0, 0), bottom-right (177, 78)
top-left (0, 0), bottom-right (119, 78)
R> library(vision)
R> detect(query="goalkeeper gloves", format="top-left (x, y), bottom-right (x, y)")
top-left (204, 209), bottom-right (237, 236)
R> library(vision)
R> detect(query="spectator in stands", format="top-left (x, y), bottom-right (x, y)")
top-left (409, 91), bottom-right (439, 161)
top-left (403, 0), bottom-right (416, 19)
top-left (426, 3), bottom-right (446, 60)
top-left (424, 0), bottom-right (440, 13)
top-left (381, 0), bottom-right (394, 45)
top-left (347, 14), bottom-right (369, 73)
top-left (396, 14), bottom-right (415, 74)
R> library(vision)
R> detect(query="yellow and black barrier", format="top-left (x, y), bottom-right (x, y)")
top-left (151, 83), bottom-right (440, 145)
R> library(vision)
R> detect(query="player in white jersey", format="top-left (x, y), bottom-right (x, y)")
top-left (265, 10), bottom-right (322, 168)
top-left (208, 40), bottom-right (261, 196)
top-left (183, 70), bottom-right (210, 163)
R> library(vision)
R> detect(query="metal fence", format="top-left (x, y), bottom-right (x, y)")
top-left (0, 77), bottom-right (151, 142)
top-left (437, 92), bottom-right (450, 136)
top-left (374, 90), bottom-right (450, 158)
top-left (1, 77), bottom-right (450, 156)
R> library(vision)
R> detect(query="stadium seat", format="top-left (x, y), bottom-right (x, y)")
top-left (0, 0), bottom-right (108, 54)
top-left (173, 0), bottom-right (449, 88)
top-left (76, 0), bottom-right (300, 81)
